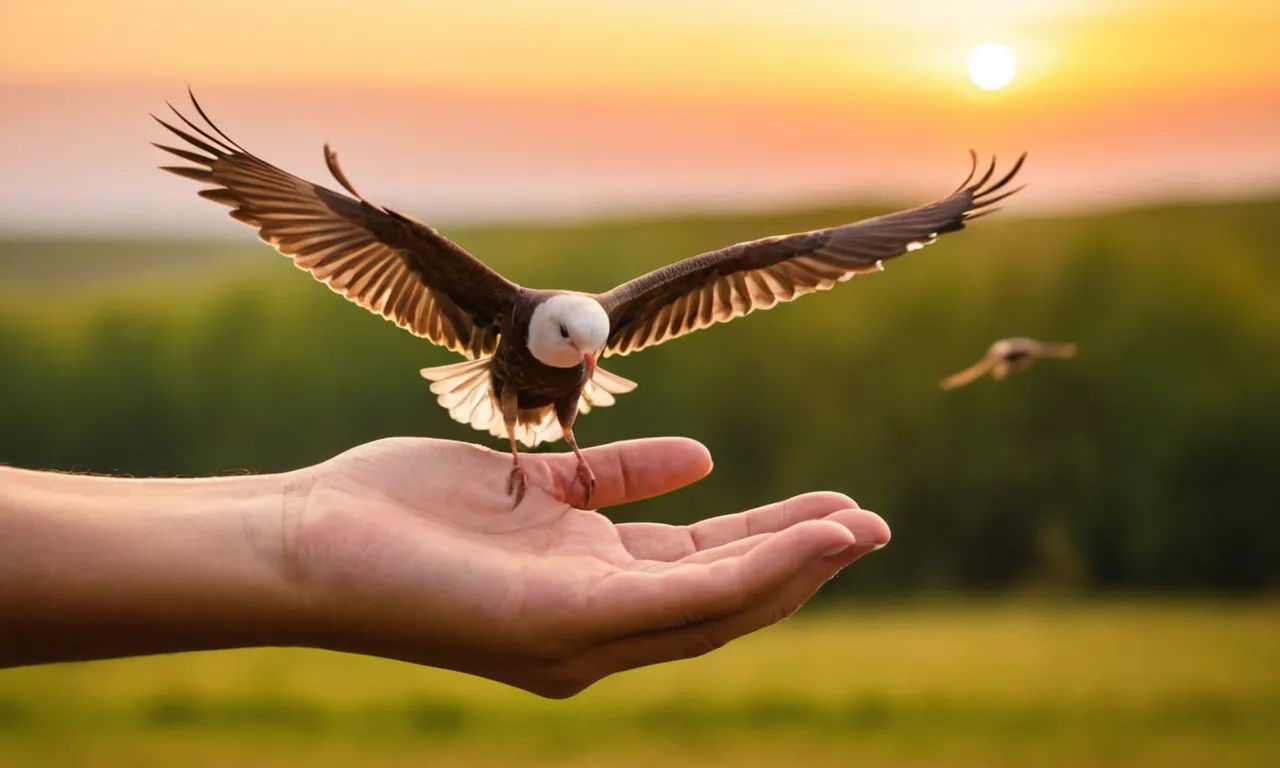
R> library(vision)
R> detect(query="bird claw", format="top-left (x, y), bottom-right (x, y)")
top-left (575, 461), bottom-right (596, 508)
top-left (507, 465), bottom-right (529, 508)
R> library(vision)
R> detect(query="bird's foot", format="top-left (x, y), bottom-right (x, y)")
top-left (574, 460), bottom-right (596, 509)
top-left (507, 465), bottom-right (529, 508)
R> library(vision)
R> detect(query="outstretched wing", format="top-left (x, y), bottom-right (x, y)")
top-left (153, 90), bottom-right (520, 359)
top-left (596, 151), bottom-right (1026, 357)
top-left (940, 353), bottom-right (999, 390)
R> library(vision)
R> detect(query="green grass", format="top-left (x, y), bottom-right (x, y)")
top-left (2, 601), bottom-right (1278, 766)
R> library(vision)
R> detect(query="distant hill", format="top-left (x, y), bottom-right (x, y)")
top-left (2, 195), bottom-right (1276, 290)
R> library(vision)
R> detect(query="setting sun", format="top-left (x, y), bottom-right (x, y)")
top-left (968, 43), bottom-right (1017, 91)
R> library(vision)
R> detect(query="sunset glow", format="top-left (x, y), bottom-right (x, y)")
top-left (4, 1), bottom-right (1279, 102)
top-left (969, 44), bottom-right (1017, 91)
top-left (1, 0), bottom-right (1278, 231)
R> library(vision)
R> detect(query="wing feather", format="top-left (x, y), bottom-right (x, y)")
top-left (597, 151), bottom-right (1026, 357)
top-left (419, 358), bottom-right (637, 445)
top-left (940, 354), bottom-right (1000, 390)
top-left (153, 90), bottom-right (519, 359)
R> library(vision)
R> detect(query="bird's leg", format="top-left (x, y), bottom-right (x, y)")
top-left (505, 430), bottom-right (528, 507)
top-left (561, 426), bottom-right (596, 509)
top-left (501, 387), bottom-right (528, 508)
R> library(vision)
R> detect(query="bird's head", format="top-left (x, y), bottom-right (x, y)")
top-left (528, 294), bottom-right (610, 373)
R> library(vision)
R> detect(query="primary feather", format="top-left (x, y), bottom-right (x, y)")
top-left (152, 89), bottom-right (516, 360)
top-left (595, 150), bottom-right (1026, 357)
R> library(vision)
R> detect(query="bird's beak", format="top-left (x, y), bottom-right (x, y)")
top-left (583, 351), bottom-right (597, 379)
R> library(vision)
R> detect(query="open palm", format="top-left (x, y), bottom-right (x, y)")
top-left (289, 436), bottom-right (890, 697)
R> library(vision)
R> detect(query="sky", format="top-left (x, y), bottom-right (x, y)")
top-left (1, 0), bottom-right (1278, 233)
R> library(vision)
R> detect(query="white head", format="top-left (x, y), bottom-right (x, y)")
top-left (527, 294), bottom-right (610, 370)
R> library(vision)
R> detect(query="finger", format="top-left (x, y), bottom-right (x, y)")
top-left (663, 532), bottom-right (770, 566)
top-left (617, 491), bottom-right (857, 561)
top-left (687, 491), bottom-right (859, 550)
top-left (633, 508), bottom-right (881, 570)
top-left (567, 517), bottom-right (891, 679)
top-left (583, 518), bottom-right (857, 640)
top-left (531, 437), bottom-right (712, 509)
top-left (629, 533), bottom-right (771, 572)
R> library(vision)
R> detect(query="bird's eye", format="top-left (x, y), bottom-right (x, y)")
top-left (559, 325), bottom-right (570, 339)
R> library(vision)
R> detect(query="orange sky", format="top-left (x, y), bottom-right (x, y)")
top-left (1, 0), bottom-right (1278, 232)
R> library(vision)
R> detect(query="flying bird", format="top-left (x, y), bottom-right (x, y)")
top-left (152, 90), bottom-right (1026, 507)
top-left (940, 338), bottom-right (1077, 390)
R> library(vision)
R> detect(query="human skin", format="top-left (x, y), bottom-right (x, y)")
top-left (0, 437), bottom-right (889, 698)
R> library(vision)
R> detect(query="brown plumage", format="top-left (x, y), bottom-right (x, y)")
top-left (940, 338), bottom-right (1078, 390)
top-left (153, 89), bottom-right (1027, 508)
top-left (596, 156), bottom-right (1025, 356)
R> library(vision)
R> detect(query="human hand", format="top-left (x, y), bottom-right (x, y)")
top-left (287, 437), bottom-right (891, 697)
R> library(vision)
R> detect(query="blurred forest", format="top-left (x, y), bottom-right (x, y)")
top-left (1, 198), bottom-right (1278, 594)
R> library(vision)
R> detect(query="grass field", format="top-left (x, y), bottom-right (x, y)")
top-left (2, 601), bottom-right (1277, 767)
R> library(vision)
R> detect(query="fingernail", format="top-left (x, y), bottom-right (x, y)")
top-left (848, 512), bottom-right (890, 553)
top-left (822, 544), bottom-right (851, 558)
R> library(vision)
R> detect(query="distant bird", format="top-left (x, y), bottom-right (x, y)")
top-left (152, 90), bottom-right (1026, 507)
top-left (940, 338), bottom-right (1077, 390)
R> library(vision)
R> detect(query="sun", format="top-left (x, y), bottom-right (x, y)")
top-left (968, 43), bottom-right (1017, 91)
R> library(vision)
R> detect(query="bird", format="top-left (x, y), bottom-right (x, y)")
top-left (151, 89), bottom-right (1027, 508)
top-left (940, 338), bottom-right (1078, 390)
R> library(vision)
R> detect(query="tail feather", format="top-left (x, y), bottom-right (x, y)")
top-left (579, 366), bottom-right (638, 413)
top-left (419, 357), bottom-right (637, 446)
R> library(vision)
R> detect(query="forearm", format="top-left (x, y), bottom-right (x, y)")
top-left (0, 465), bottom-right (313, 667)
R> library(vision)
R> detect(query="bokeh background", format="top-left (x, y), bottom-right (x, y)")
top-left (1, 1), bottom-right (1278, 766)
